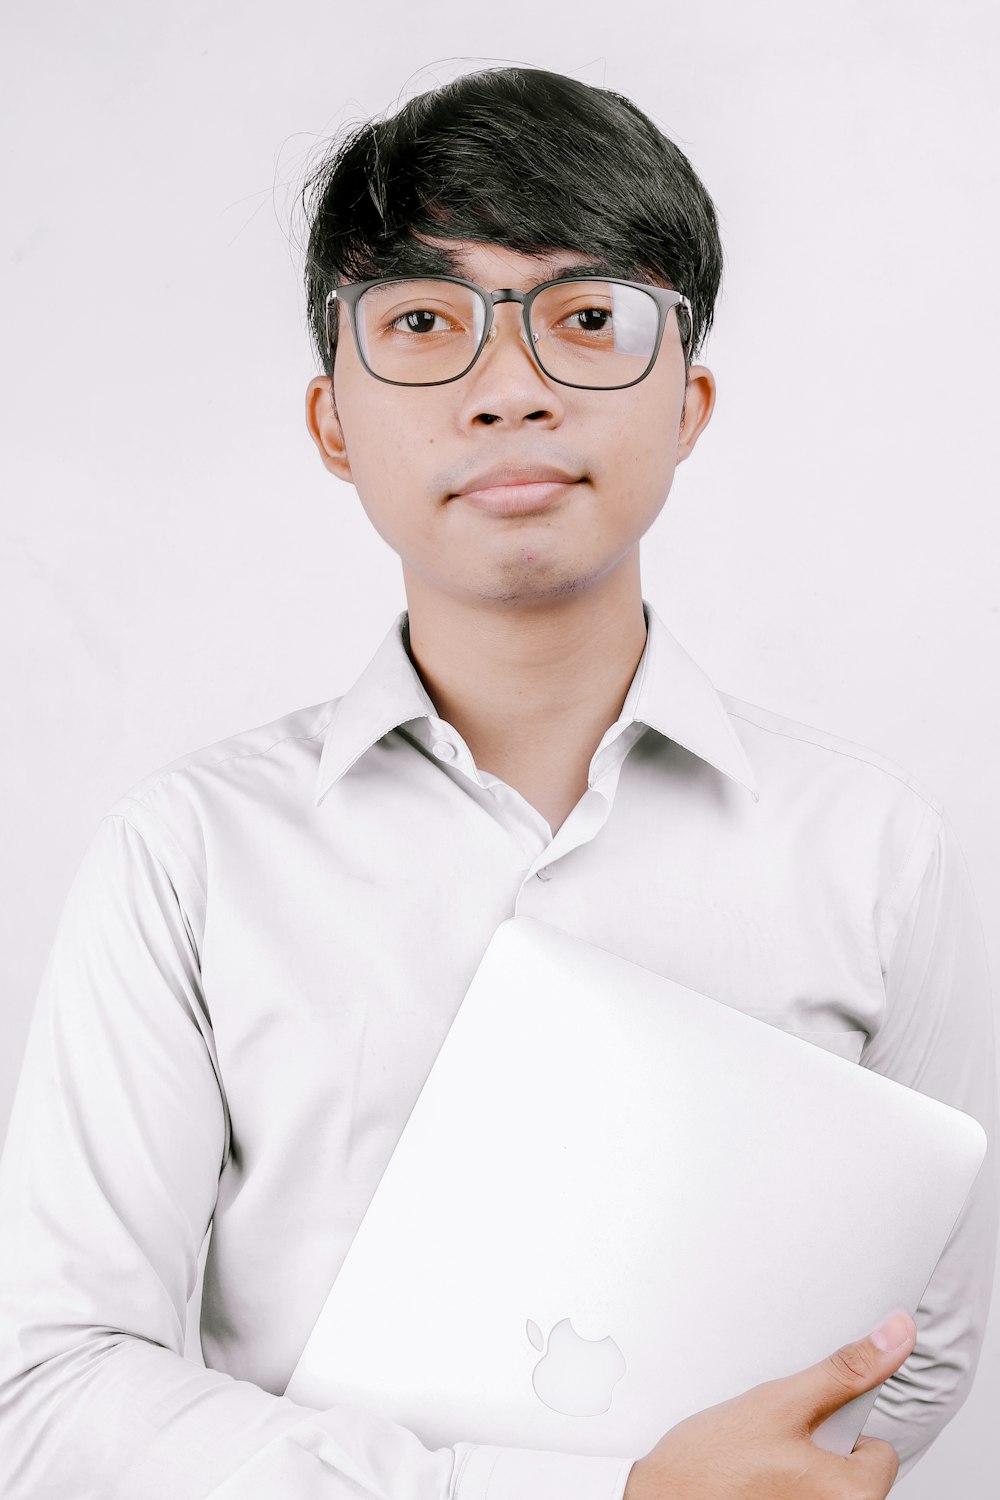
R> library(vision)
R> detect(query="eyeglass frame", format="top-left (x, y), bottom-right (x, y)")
top-left (325, 274), bottom-right (694, 391)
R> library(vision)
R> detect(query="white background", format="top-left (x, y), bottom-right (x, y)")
top-left (2, 1), bottom-right (998, 1493)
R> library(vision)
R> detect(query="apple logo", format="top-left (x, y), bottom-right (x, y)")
top-left (526, 1317), bottom-right (627, 1415)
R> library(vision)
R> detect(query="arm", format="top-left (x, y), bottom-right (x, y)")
top-left (859, 805), bottom-right (1000, 1482)
top-left (0, 813), bottom-right (632, 1500)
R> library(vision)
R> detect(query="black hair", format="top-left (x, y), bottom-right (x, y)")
top-left (299, 65), bottom-right (724, 384)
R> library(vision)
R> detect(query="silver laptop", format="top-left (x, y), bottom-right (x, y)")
top-left (284, 916), bottom-right (987, 1460)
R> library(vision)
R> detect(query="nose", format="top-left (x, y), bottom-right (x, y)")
top-left (458, 302), bottom-right (562, 427)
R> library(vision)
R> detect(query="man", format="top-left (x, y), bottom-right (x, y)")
top-left (0, 64), bottom-right (995, 1500)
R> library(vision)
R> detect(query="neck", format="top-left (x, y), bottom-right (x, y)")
top-left (400, 557), bottom-right (648, 776)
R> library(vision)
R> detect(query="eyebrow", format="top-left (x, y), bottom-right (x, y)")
top-left (416, 248), bottom-right (628, 286)
top-left (545, 261), bottom-right (624, 281)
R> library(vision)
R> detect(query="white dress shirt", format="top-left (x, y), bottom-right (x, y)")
top-left (0, 600), bottom-right (996, 1500)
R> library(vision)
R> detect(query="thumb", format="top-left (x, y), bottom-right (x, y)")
top-left (781, 1310), bottom-right (917, 1432)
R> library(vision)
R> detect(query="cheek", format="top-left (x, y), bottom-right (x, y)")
top-left (337, 395), bottom-right (445, 551)
top-left (338, 386), bottom-right (414, 488)
top-left (609, 390), bottom-right (680, 480)
top-left (334, 340), bottom-right (428, 476)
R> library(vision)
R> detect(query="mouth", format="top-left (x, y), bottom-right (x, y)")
top-left (453, 478), bottom-right (584, 517)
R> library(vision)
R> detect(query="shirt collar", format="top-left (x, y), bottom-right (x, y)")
top-left (315, 601), bottom-right (759, 806)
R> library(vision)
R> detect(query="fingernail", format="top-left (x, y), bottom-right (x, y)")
top-left (870, 1310), bottom-right (912, 1352)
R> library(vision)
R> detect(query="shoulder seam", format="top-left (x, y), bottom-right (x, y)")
top-left (878, 798), bottom-right (945, 969)
top-left (105, 805), bottom-right (208, 910)
top-left (102, 810), bottom-right (232, 1173)
top-left (722, 702), bottom-right (941, 812)
top-left (118, 709), bottom-right (336, 813)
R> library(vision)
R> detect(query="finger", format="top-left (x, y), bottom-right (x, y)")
top-left (771, 1313), bottom-right (917, 1430)
top-left (845, 1433), bottom-right (900, 1494)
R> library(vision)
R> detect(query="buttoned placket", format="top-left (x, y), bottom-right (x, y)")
top-left (404, 713), bottom-right (649, 897)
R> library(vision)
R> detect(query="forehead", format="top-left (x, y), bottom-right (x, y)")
top-left (412, 236), bottom-right (618, 290)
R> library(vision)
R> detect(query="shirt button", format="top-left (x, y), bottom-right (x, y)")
top-left (536, 865), bottom-right (552, 881)
top-left (432, 740), bottom-right (457, 761)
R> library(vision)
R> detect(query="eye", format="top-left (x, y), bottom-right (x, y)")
top-left (568, 307), bottom-right (612, 332)
top-left (387, 308), bottom-right (453, 335)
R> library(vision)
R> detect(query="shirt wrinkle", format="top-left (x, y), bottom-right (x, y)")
top-left (0, 602), bottom-right (995, 1499)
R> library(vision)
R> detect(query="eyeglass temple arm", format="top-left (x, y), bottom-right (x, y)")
top-left (675, 293), bottom-right (694, 358)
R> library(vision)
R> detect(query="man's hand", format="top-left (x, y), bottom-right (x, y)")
top-left (623, 1310), bottom-right (916, 1499)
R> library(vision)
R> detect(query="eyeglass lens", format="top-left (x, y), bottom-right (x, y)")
top-left (354, 279), bottom-right (663, 387)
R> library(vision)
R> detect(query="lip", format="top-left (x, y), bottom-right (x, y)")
top-left (452, 463), bottom-right (581, 496)
top-left (451, 464), bottom-right (584, 516)
top-left (455, 479), bottom-right (582, 516)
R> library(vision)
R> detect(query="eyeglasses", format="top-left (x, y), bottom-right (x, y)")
top-left (326, 274), bottom-right (693, 390)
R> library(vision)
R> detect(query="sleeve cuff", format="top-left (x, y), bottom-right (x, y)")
top-left (454, 1443), bottom-right (635, 1500)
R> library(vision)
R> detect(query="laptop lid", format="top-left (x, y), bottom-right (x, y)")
top-left (284, 916), bottom-right (987, 1460)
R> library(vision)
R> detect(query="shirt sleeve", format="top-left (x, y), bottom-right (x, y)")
top-left (0, 813), bottom-right (634, 1500)
top-left (858, 805), bottom-right (1000, 1484)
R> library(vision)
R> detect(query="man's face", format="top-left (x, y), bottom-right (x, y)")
top-left (305, 239), bottom-right (715, 608)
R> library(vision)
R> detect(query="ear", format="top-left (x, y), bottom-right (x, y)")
top-left (676, 364), bottom-right (716, 463)
top-left (305, 375), bottom-right (354, 483)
